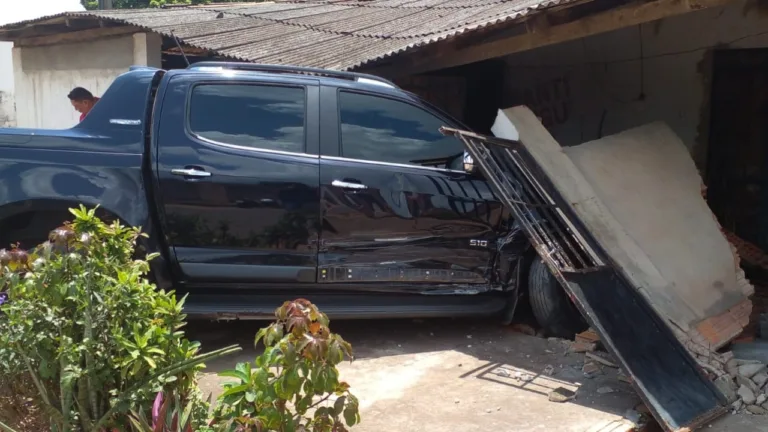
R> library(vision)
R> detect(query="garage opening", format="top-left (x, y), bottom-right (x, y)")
top-left (706, 48), bottom-right (768, 336)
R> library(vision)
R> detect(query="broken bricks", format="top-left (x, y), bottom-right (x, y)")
top-left (716, 356), bottom-right (768, 415)
top-left (582, 361), bottom-right (601, 378)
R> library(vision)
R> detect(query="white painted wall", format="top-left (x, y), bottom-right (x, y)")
top-left (0, 0), bottom-right (87, 128)
top-left (502, 0), bottom-right (768, 163)
top-left (13, 32), bottom-right (162, 129)
top-left (0, 42), bottom-right (15, 127)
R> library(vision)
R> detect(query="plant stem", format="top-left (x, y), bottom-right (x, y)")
top-left (83, 268), bottom-right (100, 419)
top-left (0, 419), bottom-right (19, 432)
top-left (292, 394), bottom-right (332, 424)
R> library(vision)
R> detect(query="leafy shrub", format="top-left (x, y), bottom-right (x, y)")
top-left (208, 299), bottom-right (361, 432)
top-left (0, 206), bottom-right (239, 431)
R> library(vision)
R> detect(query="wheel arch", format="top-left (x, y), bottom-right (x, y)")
top-left (0, 198), bottom-right (174, 289)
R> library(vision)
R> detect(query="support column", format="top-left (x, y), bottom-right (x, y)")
top-left (132, 32), bottom-right (162, 68)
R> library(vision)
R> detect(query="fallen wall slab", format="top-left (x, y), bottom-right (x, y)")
top-left (445, 121), bottom-right (727, 431)
top-left (491, 107), bottom-right (753, 354)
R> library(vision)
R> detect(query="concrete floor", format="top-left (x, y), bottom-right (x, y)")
top-left (189, 318), bottom-right (768, 431)
top-left (192, 318), bottom-right (646, 432)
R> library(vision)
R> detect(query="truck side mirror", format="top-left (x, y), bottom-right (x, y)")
top-left (463, 152), bottom-right (476, 174)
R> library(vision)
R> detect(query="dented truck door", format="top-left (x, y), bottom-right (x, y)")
top-left (317, 89), bottom-right (507, 290)
top-left (442, 126), bottom-right (727, 432)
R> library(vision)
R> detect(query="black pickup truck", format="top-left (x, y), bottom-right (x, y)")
top-left (0, 62), bottom-right (584, 336)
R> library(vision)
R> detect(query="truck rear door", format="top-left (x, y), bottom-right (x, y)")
top-left (153, 71), bottom-right (321, 288)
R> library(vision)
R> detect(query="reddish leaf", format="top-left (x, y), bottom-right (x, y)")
top-left (309, 322), bottom-right (322, 335)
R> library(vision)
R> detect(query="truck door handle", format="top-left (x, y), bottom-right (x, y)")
top-left (171, 167), bottom-right (212, 178)
top-left (332, 180), bottom-right (367, 190)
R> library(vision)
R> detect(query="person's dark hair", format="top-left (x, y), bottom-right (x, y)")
top-left (67, 87), bottom-right (94, 101)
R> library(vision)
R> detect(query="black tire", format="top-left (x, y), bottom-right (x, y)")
top-left (528, 256), bottom-right (588, 339)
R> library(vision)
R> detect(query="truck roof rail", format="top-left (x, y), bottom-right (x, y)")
top-left (187, 62), bottom-right (397, 88)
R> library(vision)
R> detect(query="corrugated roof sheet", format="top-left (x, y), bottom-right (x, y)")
top-left (0, 0), bottom-right (581, 70)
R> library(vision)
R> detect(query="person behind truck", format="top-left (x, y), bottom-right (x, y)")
top-left (67, 87), bottom-right (100, 122)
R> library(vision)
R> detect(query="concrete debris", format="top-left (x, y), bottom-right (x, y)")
top-left (548, 387), bottom-right (576, 403)
top-left (543, 365), bottom-right (555, 376)
top-left (597, 386), bottom-right (615, 395)
top-left (569, 341), bottom-right (597, 353)
top-left (738, 363), bottom-right (766, 378)
top-left (492, 368), bottom-right (510, 378)
top-left (582, 361), bottom-right (601, 377)
top-left (623, 409), bottom-right (642, 425)
top-left (713, 357), bottom-right (768, 415)
top-left (738, 385), bottom-right (757, 405)
top-left (575, 329), bottom-right (601, 345)
top-left (731, 399), bottom-right (743, 413)
top-left (736, 375), bottom-right (759, 395)
top-left (746, 405), bottom-right (768, 415)
top-left (713, 375), bottom-right (738, 403)
top-left (585, 352), bottom-right (618, 368)
top-left (617, 370), bottom-right (632, 384)
top-left (514, 371), bottom-right (534, 382)
top-left (753, 372), bottom-right (768, 388)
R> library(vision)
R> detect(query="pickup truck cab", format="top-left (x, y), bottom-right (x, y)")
top-left (0, 62), bottom-right (584, 336)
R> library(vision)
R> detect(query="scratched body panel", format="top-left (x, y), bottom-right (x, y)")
top-left (318, 157), bottom-right (513, 286)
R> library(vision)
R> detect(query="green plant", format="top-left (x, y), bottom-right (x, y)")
top-left (127, 390), bottom-right (208, 432)
top-left (209, 299), bottom-right (360, 432)
top-left (0, 205), bottom-right (240, 432)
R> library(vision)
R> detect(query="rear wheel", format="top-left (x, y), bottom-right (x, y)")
top-left (0, 211), bottom-right (68, 251)
top-left (528, 256), bottom-right (588, 339)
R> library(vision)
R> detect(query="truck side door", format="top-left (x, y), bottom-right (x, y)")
top-left (318, 88), bottom-right (506, 289)
top-left (153, 72), bottom-right (320, 288)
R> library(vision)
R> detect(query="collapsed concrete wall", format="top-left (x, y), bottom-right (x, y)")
top-left (492, 106), bottom-right (753, 355)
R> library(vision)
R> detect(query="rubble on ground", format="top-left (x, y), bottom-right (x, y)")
top-left (562, 329), bottom-right (768, 416)
top-left (548, 387), bottom-right (575, 403)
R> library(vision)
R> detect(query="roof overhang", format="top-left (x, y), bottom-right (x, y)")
top-left (0, 14), bottom-right (142, 48)
top-left (0, 0), bottom-right (740, 74)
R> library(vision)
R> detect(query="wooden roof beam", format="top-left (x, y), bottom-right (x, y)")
top-left (366, 0), bottom-right (737, 78)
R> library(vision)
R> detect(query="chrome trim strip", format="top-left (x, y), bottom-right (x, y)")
top-left (320, 155), bottom-right (465, 174)
top-left (194, 134), bottom-right (319, 159)
top-left (110, 118), bottom-right (142, 125)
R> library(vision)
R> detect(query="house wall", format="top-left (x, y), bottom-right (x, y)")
top-left (0, 42), bottom-right (15, 127)
top-left (502, 0), bottom-right (768, 167)
top-left (13, 32), bottom-right (162, 129)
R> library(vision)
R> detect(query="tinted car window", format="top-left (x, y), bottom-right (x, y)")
top-left (189, 84), bottom-right (305, 153)
top-left (338, 91), bottom-right (463, 168)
